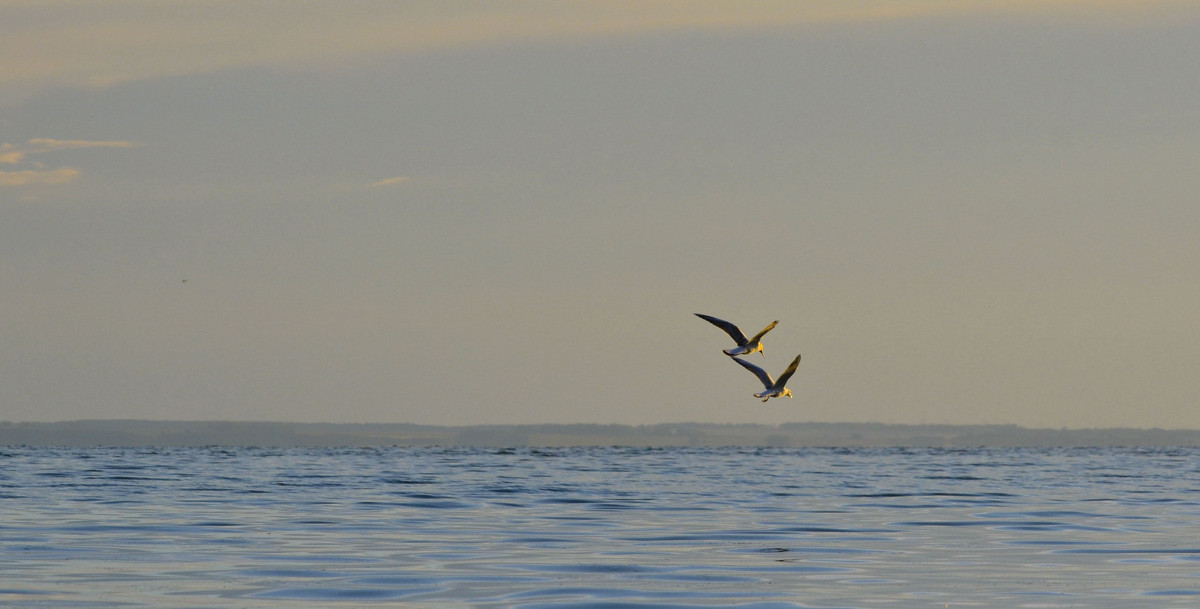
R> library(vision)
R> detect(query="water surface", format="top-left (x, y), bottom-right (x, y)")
top-left (3, 446), bottom-right (1199, 607)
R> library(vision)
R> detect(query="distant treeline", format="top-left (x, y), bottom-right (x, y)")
top-left (3, 420), bottom-right (1200, 448)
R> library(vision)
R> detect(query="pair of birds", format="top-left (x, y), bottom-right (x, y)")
top-left (696, 313), bottom-right (800, 402)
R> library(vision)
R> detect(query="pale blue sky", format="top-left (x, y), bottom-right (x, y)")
top-left (3, 1), bottom-right (1200, 427)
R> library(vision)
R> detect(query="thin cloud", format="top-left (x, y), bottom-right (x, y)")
top-left (369, 176), bottom-right (411, 188)
top-left (0, 167), bottom-right (80, 186)
top-left (0, 138), bottom-right (139, 187)
top-left (2, 1), bottom-right (1192, 106)
top-left (0, 138), bottom-right (140, 164)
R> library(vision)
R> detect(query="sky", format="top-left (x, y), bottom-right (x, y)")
top-left (3, 1), bottom-right (1200, 428)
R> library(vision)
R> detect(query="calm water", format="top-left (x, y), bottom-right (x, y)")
top-left (3, 446), bottom-right (1200, 608)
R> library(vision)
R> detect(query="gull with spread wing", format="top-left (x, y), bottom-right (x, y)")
top-left (695, 313), bottom-right (778, 357)
top-left (732, 354), bottom-right (801, 402)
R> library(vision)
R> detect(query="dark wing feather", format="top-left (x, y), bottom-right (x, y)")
top-left (731, 356), bottom-right (774, 389)
top-left (748, 320), bottom-right (778, 344)
top-left (772, 355), bottom-right (802, 390)
top-left (695, 313), bottom-right (748, 346)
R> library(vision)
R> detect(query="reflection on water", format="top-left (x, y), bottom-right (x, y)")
top-left (2, 446), bottom-right (1200, 607)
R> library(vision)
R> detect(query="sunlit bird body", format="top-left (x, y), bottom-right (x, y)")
top-left (733, 354), bottom-right (801, 402)
top-left (695, 313), bottom-right (778, 357)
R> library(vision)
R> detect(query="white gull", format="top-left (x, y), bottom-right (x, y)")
top-left (695, 313), bottom-right (778, 357)
top-left (732, 354), bottom-right (801, 402)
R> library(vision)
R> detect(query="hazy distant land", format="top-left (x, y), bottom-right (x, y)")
top-left (3, 420), bottom-right (1200, 448)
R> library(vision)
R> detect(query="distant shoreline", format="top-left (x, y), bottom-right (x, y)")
top-left (3, 420), bottom-right (1200, 448)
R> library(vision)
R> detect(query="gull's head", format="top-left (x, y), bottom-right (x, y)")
top-left (781, 388), bottom-right (793, 399)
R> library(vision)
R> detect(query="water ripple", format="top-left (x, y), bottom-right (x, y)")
top-left (3, 446), bottom-right (1200, 607)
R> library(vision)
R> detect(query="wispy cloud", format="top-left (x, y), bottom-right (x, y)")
top-left (0, 138), bottom-right (140, 164)
top-left (369, 176), bottom-right (411, 188)
top-left (0, 138), bottom-right (139, 187)
top-left (0, 167), bottom-right (80, 187)
top-left (2, 1), bottom-right (1192, 106)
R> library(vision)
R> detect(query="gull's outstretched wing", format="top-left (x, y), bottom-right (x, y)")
top-left (748, 320), bottom-right (779, 344)
top-left (731, 356), bottom-right (774, 390)
top-left (695, 313), bottom-right (748, 346)
top-left (772, 354), bottom-right (802, 390)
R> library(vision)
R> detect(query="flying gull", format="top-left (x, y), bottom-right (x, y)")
top-left (695, 313), bottom-right (778, 357)
top-left (732, 354), bottom-right (801, 402)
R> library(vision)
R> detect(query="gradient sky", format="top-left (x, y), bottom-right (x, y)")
top-left (3, 1), bottom-right (1200, 428)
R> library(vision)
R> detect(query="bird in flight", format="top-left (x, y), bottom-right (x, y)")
top-left (732, 354), bottom-right (801, 402)
top-left (695, 313), bottom-right (778, 357)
